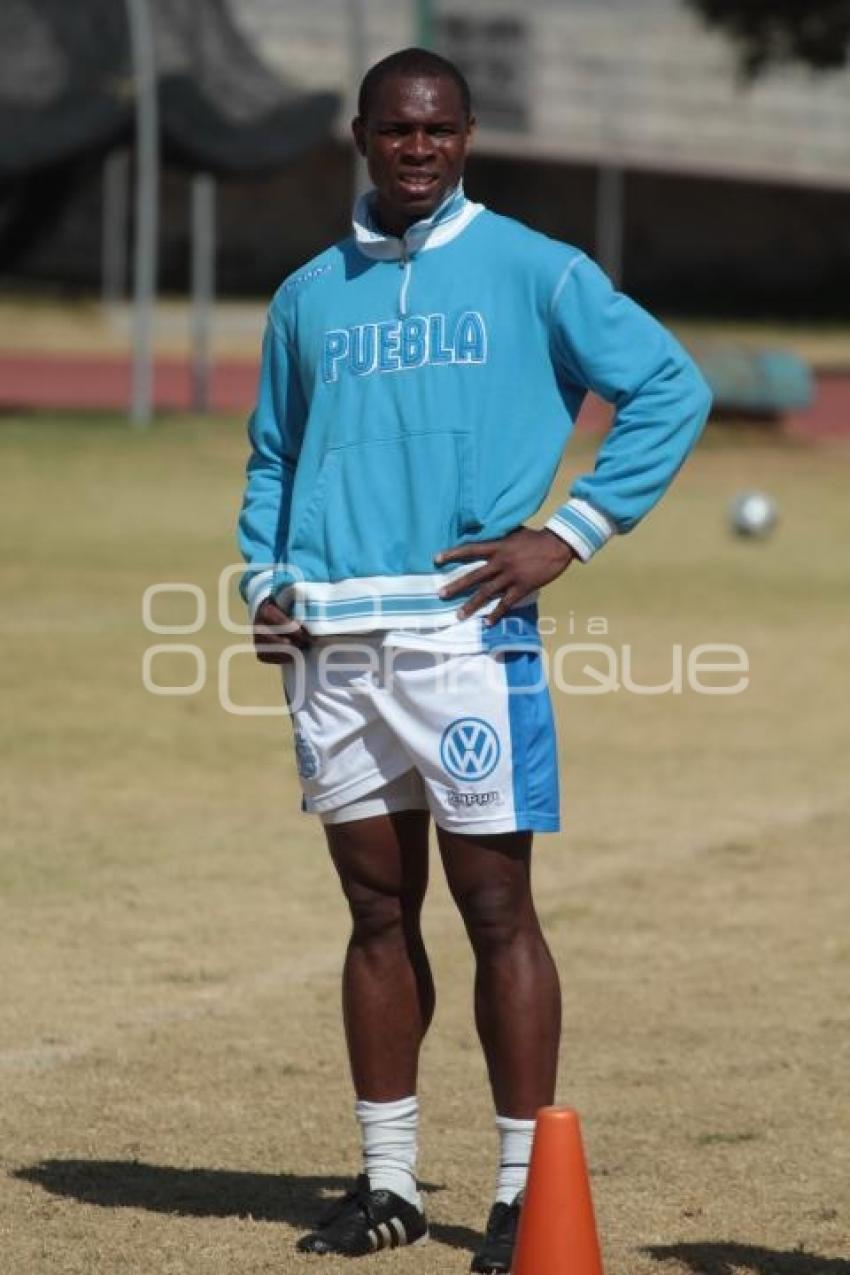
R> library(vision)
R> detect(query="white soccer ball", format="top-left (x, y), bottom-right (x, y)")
top-left (728, 490), bottom-right (778, 538)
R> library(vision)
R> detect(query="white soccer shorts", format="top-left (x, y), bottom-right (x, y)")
top-left (281, 634), bottom-right (560, 835)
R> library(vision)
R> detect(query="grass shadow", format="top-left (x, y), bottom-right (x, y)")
top-left (14, 1159), bottom-right (480, 1253)
top-left (645, 1241), bottom-right (850, 1274)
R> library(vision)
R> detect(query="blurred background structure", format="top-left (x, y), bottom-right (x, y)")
top-left (1, 0), bottom-right (849, 421)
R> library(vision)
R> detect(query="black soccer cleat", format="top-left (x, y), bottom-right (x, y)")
top-left (296, 1173), bottom-right (429, 1257)
top-left (470, 1192), bottom-right (523, 1273)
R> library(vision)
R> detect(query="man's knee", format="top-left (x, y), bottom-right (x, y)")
top-left (455, 882), bottom-right (528, 955)
top-left (347, 888), bottom-right (408, 948)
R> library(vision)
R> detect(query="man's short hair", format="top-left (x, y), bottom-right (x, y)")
top-left (357, 47), bottom-right (472, 122)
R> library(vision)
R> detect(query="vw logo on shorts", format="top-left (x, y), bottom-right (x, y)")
top-left (440, 717), bottom-right (501, 782)
top-left (294, 731), bottom-right (320, 779)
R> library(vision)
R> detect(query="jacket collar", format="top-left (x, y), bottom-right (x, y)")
top-left (352, 181), bottom-right (484, 260)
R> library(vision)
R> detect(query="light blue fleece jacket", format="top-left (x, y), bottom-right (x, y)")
top-left (238, 183), bottom-right (712, 634)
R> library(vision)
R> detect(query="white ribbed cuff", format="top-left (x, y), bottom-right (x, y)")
top-left (244, 569), bottom-right (276, 620)
top-left (545, 498), bottom-right (617, 561)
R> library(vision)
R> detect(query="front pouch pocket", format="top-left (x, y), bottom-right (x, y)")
top-left (290, 431), bottom-right (478, 580)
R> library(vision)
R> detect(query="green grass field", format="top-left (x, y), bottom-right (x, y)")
top-left (1, 414), bottom-right (848, 1274)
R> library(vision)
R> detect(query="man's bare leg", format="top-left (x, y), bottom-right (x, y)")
top-left (436, 828), bottom-right (561, 1117)
top-left (437, 827), bottom-right (560, 1268)
top-left (325, 809), bottom-right (435, 1100)
top-left (296, 810), bottom-right (434, 1253)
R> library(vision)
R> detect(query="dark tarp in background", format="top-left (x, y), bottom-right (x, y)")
top-left (0, 0), bottom-right (339, 268)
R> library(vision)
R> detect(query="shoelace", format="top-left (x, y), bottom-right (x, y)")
top-left (319, 1174), bottom-right (375, 1228)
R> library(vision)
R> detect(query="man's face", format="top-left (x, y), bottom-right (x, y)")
top-left (352, 73), bottom-right (474, 236)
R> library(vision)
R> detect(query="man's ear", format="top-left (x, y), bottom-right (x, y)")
top-left (352, 117), bottom-right (367, 157)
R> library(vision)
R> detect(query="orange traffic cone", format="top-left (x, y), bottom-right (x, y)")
top-left (511, 1106), bottom-right (604, 1275)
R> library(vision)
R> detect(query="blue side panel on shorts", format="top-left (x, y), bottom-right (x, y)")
top-left (482, 603), bottom-right (542, 652)
top-left (503, 649), bottom-right (560, 832)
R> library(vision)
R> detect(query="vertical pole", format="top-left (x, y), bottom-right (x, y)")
top-left (416, 0), bottom-right (434, 48)
top-left (101, 149), bottom-right (129, 308)
top-left (125, 0), bottom-right (159, 428)
top-left (596, 163), bottom-right (624, 287)
top-left (191, 173), bottom-right (216, 414)
top-left (348, 0), bottom-right (370, 196)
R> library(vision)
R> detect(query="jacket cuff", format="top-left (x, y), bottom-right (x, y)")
top-left (244, 568), bottom-right (277, 620)
top-left (545, 499), bottom-right (617, 562)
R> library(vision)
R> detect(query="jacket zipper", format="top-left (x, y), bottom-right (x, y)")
top-left (398, 239), bottom-right (412, 317)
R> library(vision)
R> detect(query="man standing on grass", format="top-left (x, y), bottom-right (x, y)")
top-left (238, 47), bottom-right (711, 1272)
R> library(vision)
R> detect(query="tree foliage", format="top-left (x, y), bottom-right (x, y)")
top-left (685, 1), bottom-right (850, 77)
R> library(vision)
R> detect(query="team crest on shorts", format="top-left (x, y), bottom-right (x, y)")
top-left (294, 731), bottom-right (320, 779)
top-left (440, 717), bottom-right (501, 782)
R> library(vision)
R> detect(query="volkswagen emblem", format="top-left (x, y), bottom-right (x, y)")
top-left (440, 717), bottom-right (501, 782)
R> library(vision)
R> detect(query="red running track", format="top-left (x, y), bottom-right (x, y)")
top-left (0, 353), bottom-right (848, 437)
top-left (0, 354), bottom-right (258, 414)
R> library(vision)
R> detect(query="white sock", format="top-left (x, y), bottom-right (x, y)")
top-left (494, 1114), bottom-right (535, 1205)
top-left (355, 1095), bottom-right (421, 1209)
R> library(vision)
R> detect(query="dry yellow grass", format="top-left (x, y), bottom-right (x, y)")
top-left (0, 415), bottom-right (848, 1274)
